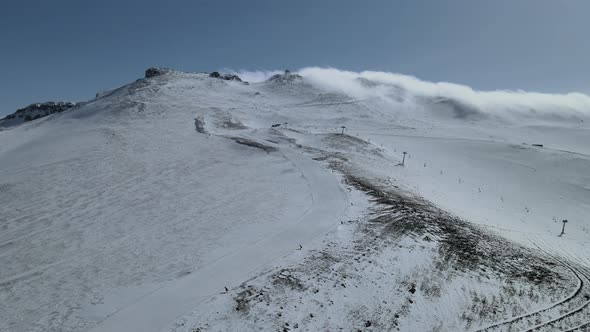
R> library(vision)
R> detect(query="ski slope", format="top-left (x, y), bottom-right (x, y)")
top-left (1, 68), bottom-right (589, 331)
top-left (89, 148), bottom-right (353, 332)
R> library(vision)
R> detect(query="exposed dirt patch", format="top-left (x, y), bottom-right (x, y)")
top-left (272, 269), bottom-right (307, 292)
top-left (234, 285), bottom-right (270, 314)
top-left (230, 137), bottom-right (277, 153)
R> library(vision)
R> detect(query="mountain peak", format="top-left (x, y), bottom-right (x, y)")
top-left (209, 71), bottom-right (245, 83)
top-left (267, 70), bottom-right (303, 83)
top-left (145, 67), bottom-right (173, 78)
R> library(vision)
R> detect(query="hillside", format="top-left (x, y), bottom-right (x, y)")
top-left (1, 68), bottom-right (589, 332)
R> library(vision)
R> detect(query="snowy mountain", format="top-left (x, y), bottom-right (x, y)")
top-left (1, 67), bottom-right (590, 332)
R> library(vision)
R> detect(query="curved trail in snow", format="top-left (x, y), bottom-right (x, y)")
top-left (475, 236), bottom-right (590, 332)
top-left (522, 237), bottom-right (590, 332)
top-left (563, 321), bottom-right (590, 332)
top-left (90, 147), bottom-right (350, 332)
top-left (473, 263), bottom-right (583, 332)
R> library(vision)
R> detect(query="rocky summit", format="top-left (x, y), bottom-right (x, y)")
top-left (1, 101), bottom-right (77, 127)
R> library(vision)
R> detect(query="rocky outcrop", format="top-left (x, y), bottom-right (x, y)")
top-left (209, 72), bottom-right (244, 82)
top-left (267, 70), bottom-right (303, 83)
top-left (145, 67), bottom-right (172, 78)
top-left (0, 102), bottom-right (77, 127)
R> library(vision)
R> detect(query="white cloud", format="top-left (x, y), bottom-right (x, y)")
top-left (298, 67), bottom-right (590, 121)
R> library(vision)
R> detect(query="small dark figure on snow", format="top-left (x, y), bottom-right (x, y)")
top-left (559, 219), bottom-right (568, 236)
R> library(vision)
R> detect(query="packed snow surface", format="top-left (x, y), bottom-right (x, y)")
top-left (1, 68), bottom-right (589, 331)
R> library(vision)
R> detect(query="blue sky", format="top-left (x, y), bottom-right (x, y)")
top-left (1, 0), bottom-right (589, 115)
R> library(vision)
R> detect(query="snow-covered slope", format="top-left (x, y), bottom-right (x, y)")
top-left (1, 68), bottom-right (589, 332)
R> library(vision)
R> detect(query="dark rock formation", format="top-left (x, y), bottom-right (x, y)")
top-left (209, 72), bottom-right (243, 82)
top-left (145, 67), bottom-right (171, 78)
top-left (267, 70), bottom-right (303, 83)
top-left (4, 102), bottom-right (76, 120)
top-left (0, 102), bottom-right (78, 127)
top-left (194, 117), bottom-right (207, 134)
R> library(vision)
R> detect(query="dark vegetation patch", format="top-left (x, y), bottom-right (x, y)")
top-left (340, 173), bottom-right (562, 285)
top-left (272, 269), bottom-right (307, 291)
top-left (234, 285), bottom-right (269, 314)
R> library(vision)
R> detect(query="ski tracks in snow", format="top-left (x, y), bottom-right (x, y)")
top-left (475, 234), bottom-right (590, 332)
top-left (89, 145), bottom-right (351, 332)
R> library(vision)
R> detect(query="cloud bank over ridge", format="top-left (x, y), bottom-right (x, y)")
top-left (297, 67), bottom-right (590, 122)
top-left (224, 67), bottom-right (589, 122)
